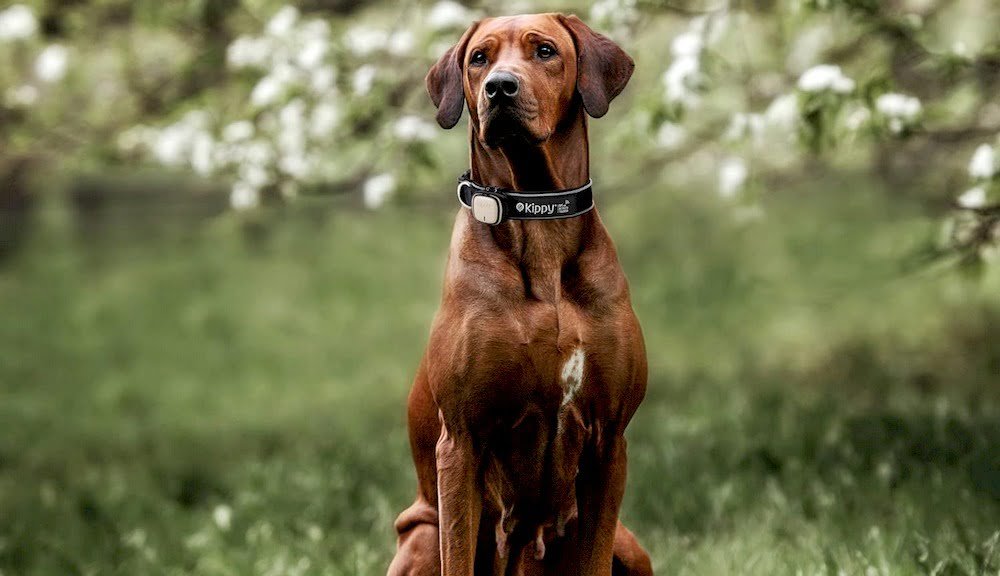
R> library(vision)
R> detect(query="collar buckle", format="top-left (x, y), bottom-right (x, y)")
top-left (471, 193), bottom-right (504, 225)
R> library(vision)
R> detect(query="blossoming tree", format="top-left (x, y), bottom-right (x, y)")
top-left (620, 0), bottom-right (1000, 268)
top-left (1, 0), bottom-right (998, 266)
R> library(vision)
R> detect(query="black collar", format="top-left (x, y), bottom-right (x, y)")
top-left (456, 171), bottom-right (594, 225)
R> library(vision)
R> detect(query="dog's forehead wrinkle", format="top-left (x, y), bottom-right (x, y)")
top-left (470, 36), bottom-right (498, 51)
top-left (472, 13), bottom-right (571, 48)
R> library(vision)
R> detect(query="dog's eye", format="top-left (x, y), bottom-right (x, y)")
top-left (469, 51), bottom-right (488, 67)
top-left (536, 44), bottom-right (556, 59)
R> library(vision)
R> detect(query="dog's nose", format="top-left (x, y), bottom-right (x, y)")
top-left (484, 71), bottom-right (519, 100)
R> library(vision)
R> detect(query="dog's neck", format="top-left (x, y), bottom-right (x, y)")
top-left (465, 103), bottom-right (600, 300)
top-left (468, 108), bottom-right (590, 191)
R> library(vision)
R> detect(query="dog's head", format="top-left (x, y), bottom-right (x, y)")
top-left (426, 13), bottom-right (634, 148)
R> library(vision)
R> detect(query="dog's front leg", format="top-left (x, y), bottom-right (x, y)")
top-left (435, 418), bottom-right (482, 576)
top-left (575, 432), bottom-right (629, 576)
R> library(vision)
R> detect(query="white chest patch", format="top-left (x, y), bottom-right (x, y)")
top-left (560, 348), bottom-right (585, 407)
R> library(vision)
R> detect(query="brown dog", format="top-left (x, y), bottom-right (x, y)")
top-left (387, 13), bottom-right (652, 576)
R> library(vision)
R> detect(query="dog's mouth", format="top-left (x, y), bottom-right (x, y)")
top-left (480, 105), bottom-right (541, 148)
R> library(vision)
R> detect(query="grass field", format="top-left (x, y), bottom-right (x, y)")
top-left (1, 170), bottom-right (999, 575)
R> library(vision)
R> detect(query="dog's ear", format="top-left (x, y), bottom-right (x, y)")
top-left (558, 14), bottom-right (634, 118)
top-left (426, 22), bottom-right (480, 129)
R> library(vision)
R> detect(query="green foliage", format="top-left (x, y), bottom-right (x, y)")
top-left (2, 0), bottom-right (998, 246)
top-left (2, 172), bottom-right (1000, 575)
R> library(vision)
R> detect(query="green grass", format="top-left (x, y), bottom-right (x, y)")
top-left (1, 171), bottom-right (998, 575)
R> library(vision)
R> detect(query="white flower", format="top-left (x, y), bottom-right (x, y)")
top-left (0, 4), bottom-right (37, 42)
top-left (223, 120), bottom-right (255, 143)
top-left (273, 61), bottom-right (299, 84)
top-left (152, 111), bottom-right (211, 167)
top-left (227, 35), bottom-right (272, 70)
top-left (4, 84), bottom-right (38, 107)
top-left (671, 32), bottom-right (703, 58)
top-left (250, 74), bottom-right (286, 108)
top-left (279, 99), bottom-right (306, 130)
top-left (957, 186), bottom-right (987, 209)
top-left (279, 153), bottom-right (310, 178)
top-left (277, 99), bottom-right (307, 157)
top-left (428, 1), bottom-right (473, 30)
top-left (212, 505), bottom-right (233, 531)
top-left (875, 93), bottom-right (921, 121)
top-left (718, 156), bottom-right (748, 198)
top-left (352, 65), bottom-right (377, 95)
top-left (117, 125), bottom-right (157, 153)
top-left (241, 140), bottom-right (274, 169)
top-left (661, 11), bottom-right (734, 108)
top-left (35, 45), bottom-right (69, 83)
top-left (296, 35), bottom-right (328, 70)
top-left (224, 137), bottom-right (274, 191)
top-left (190, 132), bottom-right (216, 176)
top-left (663, 56), bottom-right (701, 106)
top-left (655, 122), bottom-right (685, 149)
top-left (231, 182), bottom-right (261, 211)
top-left (968, 144), bottom-right (997, 180)
top-left (765, 93), bottom-right (799, 132)
top-left (363, 173), bottom-right (395, 209)
top-left (797, 64), bottom-right (855, 94)
top-left (590, 0), bottom-right (638, 32)
top-left (311, 65), bottom-right (336, 94)
top-left (590, 0), bottom-right (615, 24)
top-left (388, 30), bottom-right (415, 56)
top-left (266, 6), bottom-right (299, 37)
top-left (238, 162), bottom-right (271, 189)
top-left (306, 524), bottom-right (323, 542)
top-left (310, 101), bottom-right (340, 138)
top-left (393, 115), bottom-right (437, 141)
top-left (725, 112), bottom-right (765, 142)
top-left (301, 19), bottom-right (330, 41)
top-left (875, 93), bottom-right (921, 134)
top-left (345, 26), bottom-right (388, 57)
top-left (843, 104), bottom-right (872, 131)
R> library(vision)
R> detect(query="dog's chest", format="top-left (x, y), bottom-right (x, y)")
top-left (444, 246), bottom-right (618, 409)
top-left (478, 303), bottom-right (594, 543)
top-left (507, 296), bottom-right (591, 393)
top-left (439, 221), bottom-right (629, 415)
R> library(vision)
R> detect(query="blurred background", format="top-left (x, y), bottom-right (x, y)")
top-left (1, 0), bottom-right (999, 574)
